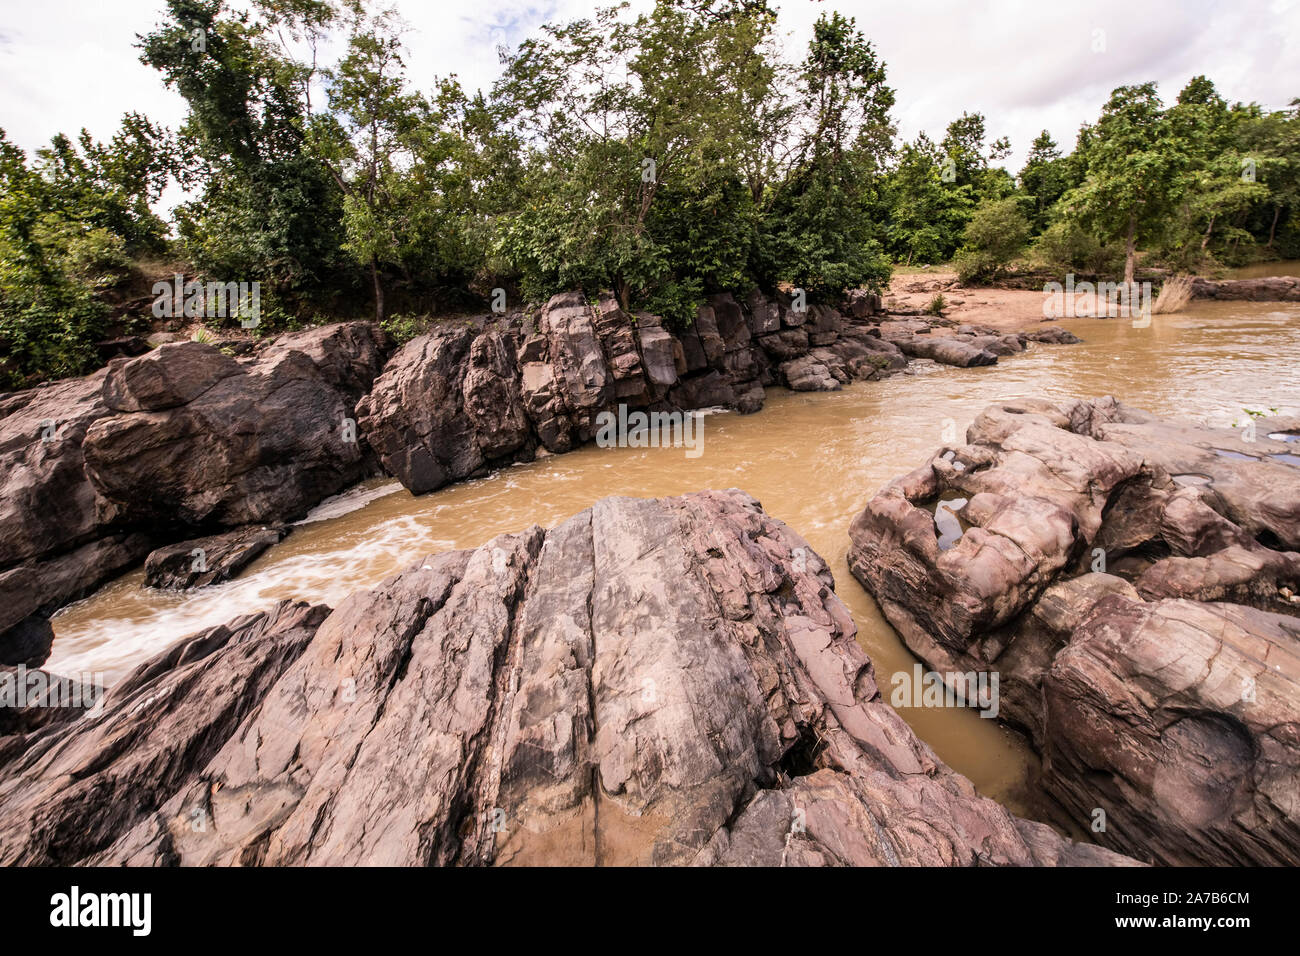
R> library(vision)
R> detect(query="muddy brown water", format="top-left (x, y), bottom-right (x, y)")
top-left (1227, 258), bottom-right (1300, 279)
top-left (48, 295), bottom-right (1300, 822)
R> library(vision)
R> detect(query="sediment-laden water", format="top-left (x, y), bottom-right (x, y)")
top-left (48, 295), bottom-right (1300, 818)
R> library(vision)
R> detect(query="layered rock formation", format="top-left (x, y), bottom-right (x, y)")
top-left (144, 526), bottom-right (289, 590)
top-left (357, 291), bottom-right (1072, 495)
top-left (0, 325), bottom-right (391, 656)
top-left (0, 490), bottom-right (1131, 867)
top-left (0, 289), bottom-right (1076, 656)
top-left (848, 397), bottom-right (1300, 865)
top-left (1191, 276), bottom-right (1300, 302)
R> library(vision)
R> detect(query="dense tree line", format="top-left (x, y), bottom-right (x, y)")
top-left (2, 0), bottom-right (1298, 388)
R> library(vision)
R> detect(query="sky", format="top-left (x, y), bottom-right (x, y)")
top-left (1, 0), bottom-right (1297, 208)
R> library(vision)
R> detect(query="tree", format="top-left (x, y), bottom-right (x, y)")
top-left (1239, 99), bottom-right (1300, 255)
top-left (953, 196), bottom-right (1031, 282)
top-left (755, 10), bottom-right (894, 298)
top-left (306, 9), bottom-right (426, 321)
top-left (1018, 130), bottom-right (1075, 234)
top-left (941, 111), bottom-right (1012, 202)
top-left (492, 1), bottom-right (780, 320)
top-left (884, 133), bottom-right (972, 264)
top-left (0, 131), bottom-right (109, 387)
top-left (1061, 83), bottom-right (1186, 285)
top-left (140, 0), bottom-right (351, 306)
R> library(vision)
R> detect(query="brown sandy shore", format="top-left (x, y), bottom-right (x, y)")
top-left (887, 268), bottom-right (1300, 331)
top-left (886, 271), bottom-right (1105, 331)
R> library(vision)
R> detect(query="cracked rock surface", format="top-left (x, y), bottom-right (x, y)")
top-left (0, 490), bottom-right (1129, 867)
top-left (848, 397), bottom-right (1300, 865)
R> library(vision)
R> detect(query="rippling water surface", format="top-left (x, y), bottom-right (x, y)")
top-left (48, 296), bottom-right (1300, 817)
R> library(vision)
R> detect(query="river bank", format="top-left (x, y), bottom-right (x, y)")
top-left (885, 260), bottom-right (1300, 330)
top-left (0, 287), bottom-right (1076, 662)
top-left (38, 293), bottom-right (1300, 833)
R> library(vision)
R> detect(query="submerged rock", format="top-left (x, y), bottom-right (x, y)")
top-left (144, 525), bottom-right (289, 590)
top-left (0, 491), bottom-right (1130, 867)
top-left (848, 397), bottom-right (1300, 865)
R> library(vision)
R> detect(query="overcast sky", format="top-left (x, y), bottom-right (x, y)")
top-left (2, 0), bottom-right (1297, 208)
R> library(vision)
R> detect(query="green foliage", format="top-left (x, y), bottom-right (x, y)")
top-left (1029, 220), bottom-right (1123, 276)
top-left (884, 134), bottom-right (971, 264)
top-left (9, 0), bottom-right (1300, 391)
top-left (1018, 131), bottom-right (1077, 234)
top-left (924, 293), bottom-right (946, 315)
top-left (1061, 83), bottom-right (1189, 282)
top-left (379, 312), bottom-right (426, 345)
top-left (0, 123), bottom-right (171, 387)
top-left (953, 197), bottom-right (1031, 283)
top-left (754, 11), bottom-right (894, 300)
top-left (140, 0), bottom-right (352, 309)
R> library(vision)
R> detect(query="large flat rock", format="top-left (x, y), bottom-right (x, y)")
top-left (0, 491), bottom-right (1130, 867)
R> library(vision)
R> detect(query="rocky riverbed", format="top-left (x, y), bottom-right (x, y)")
top-left (848, 397), bottom-right (1300, 866)
top-left (0, 289), bottom-right (1076, 663)
top-left (0, 489), bottom-right (1133, 866)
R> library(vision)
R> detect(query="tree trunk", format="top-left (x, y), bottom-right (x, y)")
top-left (1268, 205), bottom-right (1281, 249)
top-left (370, 257), bottom-right (385, 323)
top-left (1123, 212), bottom-right (1137, 287)
top-left (1201, 214), bottom-right (1215, 250)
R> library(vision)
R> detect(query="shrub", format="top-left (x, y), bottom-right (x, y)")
top-left (1030, 220), bottom-right (1124, 276)
top-left (953, 197), bottom-right (1030, 283)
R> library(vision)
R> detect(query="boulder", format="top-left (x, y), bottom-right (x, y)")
top-left (1191, 276), bottom-right (1300, 302)
top-left (102, 341), bottom-right (244, 412)
top-left (780, 354), bottom-right (843, 392)
top-left (0, 491), bottom-right (1132, 867)
top-left (144, 525), bottom-right (289, 590)
top-left (848, 397), bottom-right (1300, 865)
top-left (843, 289), bottom-right (883, 319)
top-left (85, 346), bottom-right (368, 528)
top-left (357, 326), bottom-right (494, 494)
top-left (261, 322), bottom-right (392, 403)
top-left (887, 334), bottom-right (999, 367)
top-left (0, 372), bottom-right (116, 568)
top-left (1025, 326), bottom-right (1083, 345)
top-left (756, 328), bottom-right (810, 362)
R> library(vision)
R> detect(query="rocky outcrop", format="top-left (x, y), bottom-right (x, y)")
top-left (144, 526), bottom-right (289, 590)
top-left (0, 371), bottom-right (117, 569)
top-left (1191, 275), bottom-right (1300, 302)
top-left (0, 292), bottom-right (1074, 645)
top-left (848, 397), bottom-right (1300, 865)
top-left (0, 323), bottom-right (390, 656)
top-left (358, 291), bottom-right (1073, 493)
top-left (84, 342), bottom-right (377, 529)
top-left (0, 665), bottom-right (101, 742)
top-left (0, 533), bottom-right (155, 660)
top-left (0, 491), bottom-right (1131, 867)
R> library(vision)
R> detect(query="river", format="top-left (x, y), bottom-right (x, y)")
top-left (46, 279), bottom-right (1300, 823)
